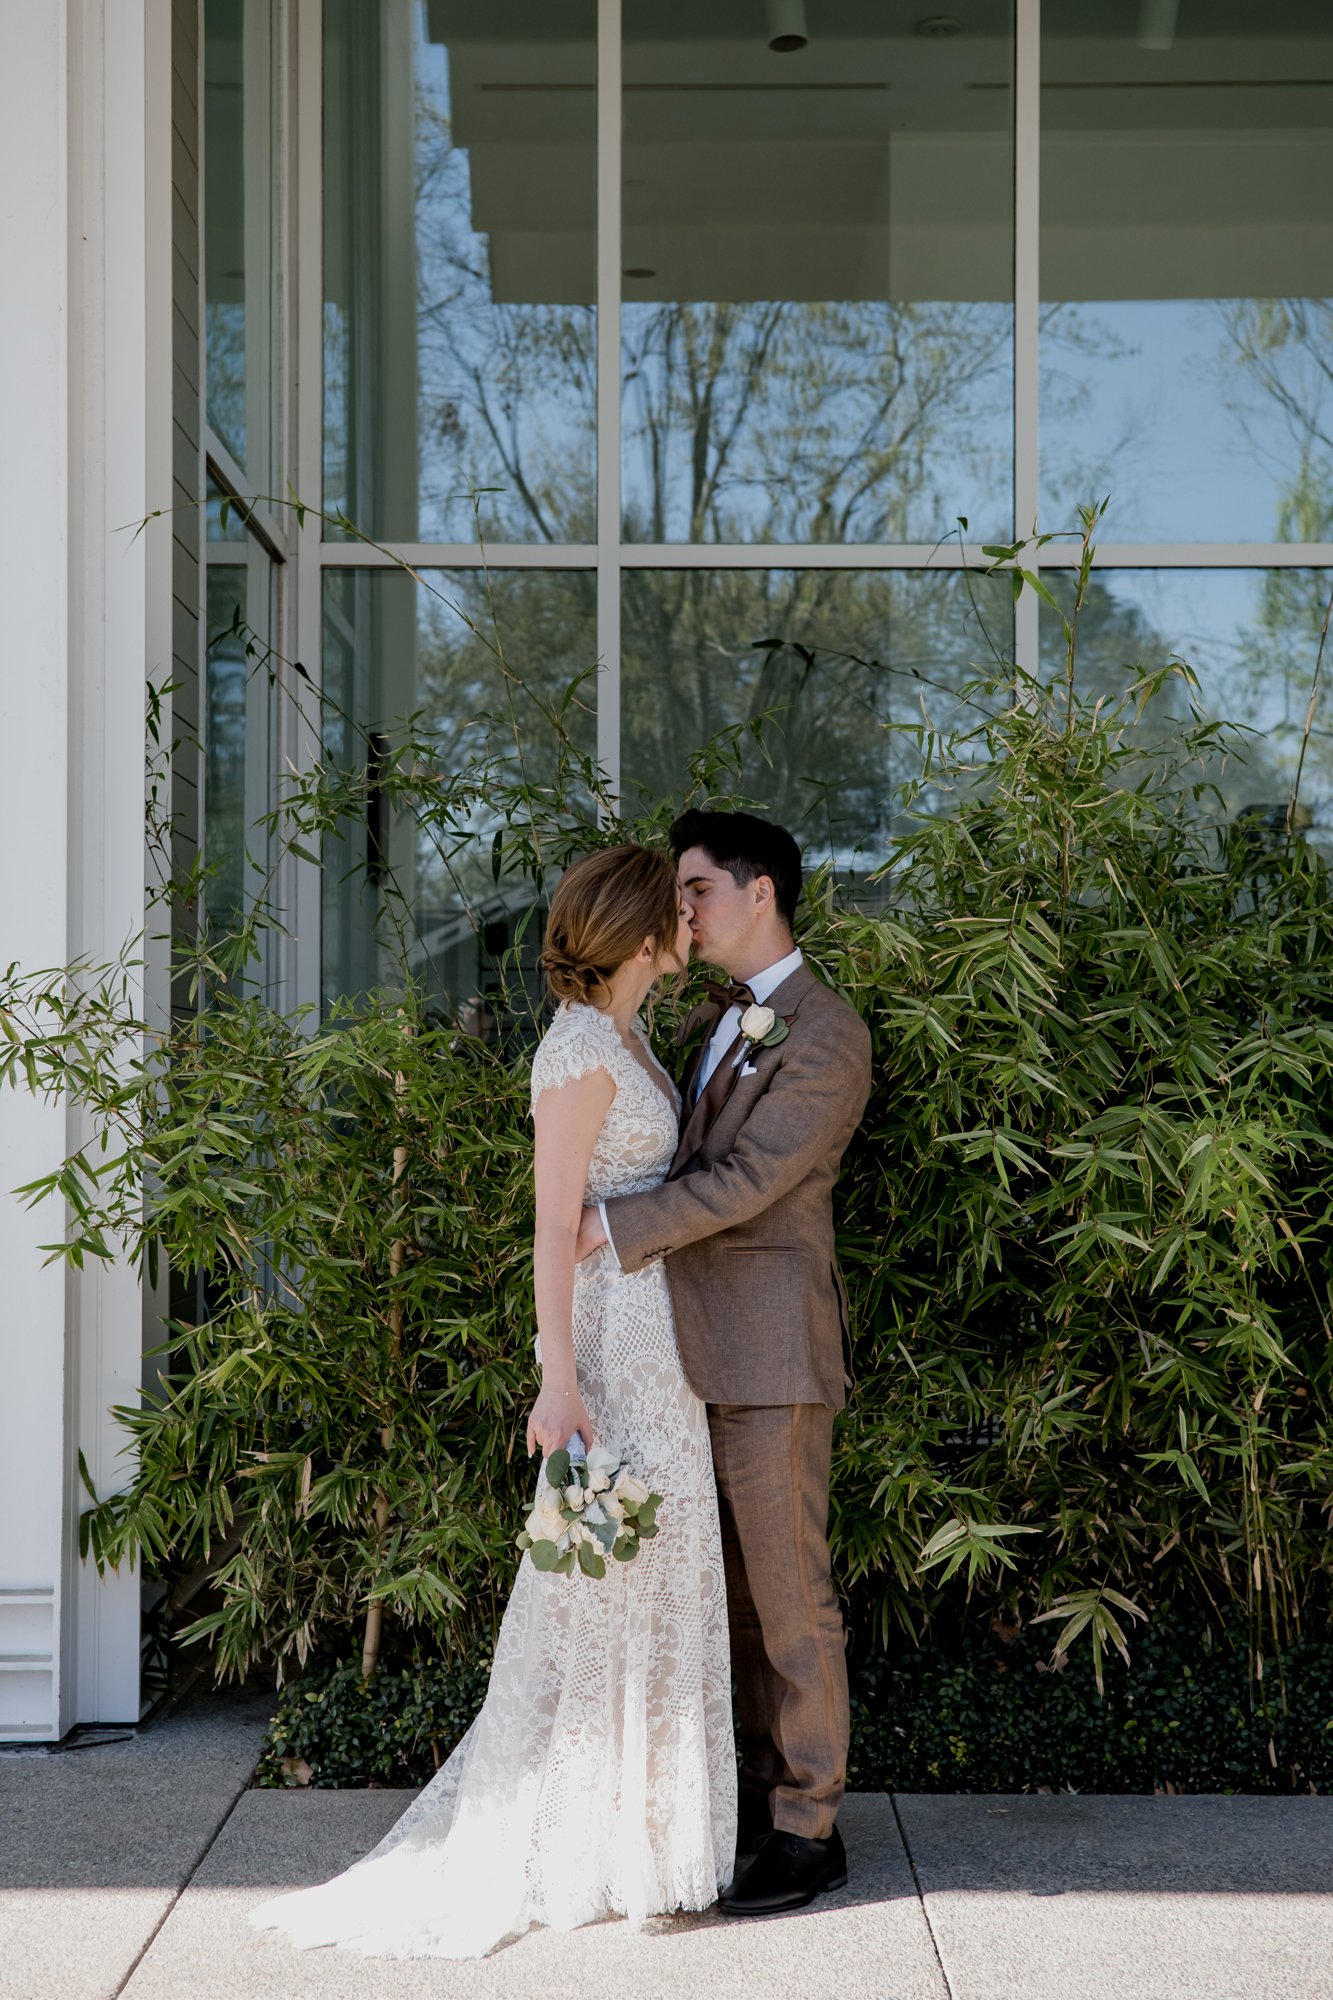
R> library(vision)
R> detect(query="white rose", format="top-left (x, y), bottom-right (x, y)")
top-left (600, 1491), bottom-right (625, 1521)
top-left (586, 1444), bottom-right (619, 1478)
top-left (614, 1472), bottom-right (651, 1509)
top-left (526, 1486), bottom-right (565, 1541)
top-left (587, 1469), bottom-right (611, 1495)
top-left (740, 1003), bottom-right (776, 1042)
top-left (564, 1482), bottom-right (586, 1509)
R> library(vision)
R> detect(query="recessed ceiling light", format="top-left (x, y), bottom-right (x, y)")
top-left (766, 0), bottom-right (808, 53)
top-left (915, 15), bottom-right (961, 37)
top-left (1137, 0), bottom-right (1177, 50)
top-left (623, 267), bottom-right (656, 279)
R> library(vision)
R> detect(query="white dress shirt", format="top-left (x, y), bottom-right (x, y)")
top-left (598, 947), bottom-right (803, 1270)
top-left (692, 946), bottom-right (804, 1102)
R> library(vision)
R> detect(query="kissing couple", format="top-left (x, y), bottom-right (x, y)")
top-left (253, 809), bottom-right (872, 1961)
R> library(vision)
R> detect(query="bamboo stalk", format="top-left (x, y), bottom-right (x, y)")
top-left (361, 1052), bottom-right (411, 1679)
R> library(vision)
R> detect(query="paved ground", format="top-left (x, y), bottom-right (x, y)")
top-left (5, 1697), bottom-right (1333, 2000)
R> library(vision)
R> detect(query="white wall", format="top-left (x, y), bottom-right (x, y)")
top-left (0, 0), bottom-right (172, 1736)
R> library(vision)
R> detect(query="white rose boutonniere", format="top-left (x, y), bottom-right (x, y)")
top-left (738, 1002), bottom-right (789, 1052)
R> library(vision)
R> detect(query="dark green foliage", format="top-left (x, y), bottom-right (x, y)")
top-left (3, 513), bottom-right (1331, 1704)
top-left (847, 1611), bottom-right (1333, 1796)
top-left (255, 1654), bottom-right (492, 1789)
top-left (824, 614), bottom-right (1333, 1672)
top-left (254, 1613), bottom-right (1333, 1796)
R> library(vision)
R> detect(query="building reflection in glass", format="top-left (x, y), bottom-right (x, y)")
top-left (621, 0), bottom-right (1016, 546)
top-left (1040, 1), bottom-right (1333, 544)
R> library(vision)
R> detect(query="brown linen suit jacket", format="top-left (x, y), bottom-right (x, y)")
top-left (603, 961), bottom-right (872, 1408)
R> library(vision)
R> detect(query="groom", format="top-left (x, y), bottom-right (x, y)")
top-left (576, 808), bottom-right (872, 1917)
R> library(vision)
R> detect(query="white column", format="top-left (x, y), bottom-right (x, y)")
top-left (0, 2), bottom-right (71, 1742)
top-left (0, 0), bottom-right (172, 1737)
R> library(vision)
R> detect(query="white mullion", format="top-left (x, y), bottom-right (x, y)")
top-left (316, 536), bottom-right (1333, 575)
top-left (1040, 543), bottom-right (1333, 571)
top-left (319, 541), bottom-right (598, 569)
top-left (279, 0), bottom-right (324, 1019)
top-left (1013, 0), bottom-right (1040, 675)
top-left (204, 428), bottom-right (289, 559)
top-left (617, 543), bottom-right (998, 570)
top-left (596, 0), bottom-right (621, 810)
top-left (321, 541), bottom-right (1002, 571)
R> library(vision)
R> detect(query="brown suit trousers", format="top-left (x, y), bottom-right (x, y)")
top-left (710, 1401), bottom-right (848, 1838)
top-left (603, 963), bottom-right (872, 1838)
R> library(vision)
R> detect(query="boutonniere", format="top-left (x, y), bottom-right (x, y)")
top-left (738, 1003), bottom-right (790, 1052)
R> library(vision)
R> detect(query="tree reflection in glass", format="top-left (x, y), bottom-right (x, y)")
top-left (1037, 568), bottom-right (1332, 848)
top-left (320, 568), bottom-right (597, 1011)
top-left (324, 0), bottom-right (597, 545)
top-left (622, 567), bottom-right (1013, 899)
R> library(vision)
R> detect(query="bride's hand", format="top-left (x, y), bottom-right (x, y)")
top-left (526, 1381), bottom-right (595, 1459)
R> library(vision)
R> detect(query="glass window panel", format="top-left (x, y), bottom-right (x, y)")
top-left (622, 567), bottom-right (1013, 897)
top-left (1037, 568), bottom-right (1332, 841)
top-left (204, 0), bottom-right (274, 482)
top-left (621, 1), bottom-right (1015, 545)
top-left (1040, 2), bottom-right (1333, 544)
top-left (323, 1), bottom-right (597, 545)
top-left (204, 486), bottom-right (274, 947)
top-left (321, 568), bottom-right (597, 1010)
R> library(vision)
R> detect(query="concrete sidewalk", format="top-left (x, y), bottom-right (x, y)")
top-left (4, 1699), bottom-right (1333, 2000)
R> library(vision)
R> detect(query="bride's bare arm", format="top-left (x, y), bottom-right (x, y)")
top-left (527, 1067), bottom-right (615, 1457)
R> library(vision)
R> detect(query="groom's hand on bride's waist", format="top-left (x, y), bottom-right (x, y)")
top-left (576, 1204), bottom-right (608, 1261)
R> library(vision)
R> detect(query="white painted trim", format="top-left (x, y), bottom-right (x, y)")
top-left (319, 541), bottom-right (599, 568)
top-left (0, 0), bottom-right (71, 1744)
top-left (617, 543), bottom-right (1002, 571)
top-left (279, 0), bottom-right (324, 1021)
top-left (1038, 543), bottom-right (1333, 570)
top-left (1013, 0), bottom-right (1040, 675)
top-left (52, 0), bottom-right (168, 1734)
top-left (595, 0), bottom-right (622, 807)
top-left (204, 428), bottom-right (290, 561)
top-left (320, 542), bottom-right (996, 571)
top-left (1014, 0), bottom-right (1039, 547)
top-left (310, 536), bottom-right (1333, 579)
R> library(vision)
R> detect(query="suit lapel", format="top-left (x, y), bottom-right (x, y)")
top-left (679, 1034), bottom-right (709, 1114)
top-left (674, 1001), bottom-right (717, 1116)
top-left (669, 961), bottom-right (818, 1177)
top-left (670, 1023), bottom-right (744, 1175)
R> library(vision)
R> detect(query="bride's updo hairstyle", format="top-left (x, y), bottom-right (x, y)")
top-left (540, 843), bottom-right (681, 1009)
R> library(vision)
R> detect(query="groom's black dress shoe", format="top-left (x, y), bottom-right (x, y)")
top-left (723, 1803), bottom-right (775, 1895)
top-left (719, 1826), bottom-right (848, 1917)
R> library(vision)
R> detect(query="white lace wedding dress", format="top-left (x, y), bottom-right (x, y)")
top-left (250, 1000), bottom-right (735, 1959)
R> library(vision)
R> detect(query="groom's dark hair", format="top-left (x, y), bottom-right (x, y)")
top-left (669, 809), bottom-right (802, 928)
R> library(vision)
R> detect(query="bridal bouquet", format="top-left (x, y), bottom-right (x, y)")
top-left (518, 1440), bottom-right (663, 1580)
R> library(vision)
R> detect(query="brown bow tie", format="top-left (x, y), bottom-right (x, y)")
top-left (704, 979), bottom-right (756, 1013)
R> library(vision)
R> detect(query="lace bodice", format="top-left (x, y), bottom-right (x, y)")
top-left (529, 1001), bottom-right (679, 1203)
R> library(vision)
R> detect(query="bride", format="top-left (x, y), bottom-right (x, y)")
top-left (251, 843), bottom-right (736, 1959)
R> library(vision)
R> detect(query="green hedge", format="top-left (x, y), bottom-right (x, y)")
top-left (7, 519), bottom-right (1332, 1693)
top-left (256, 1612), bottom-right (1333, 1796)
top-left (847, 1613), bottom-right (1333, 1794)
